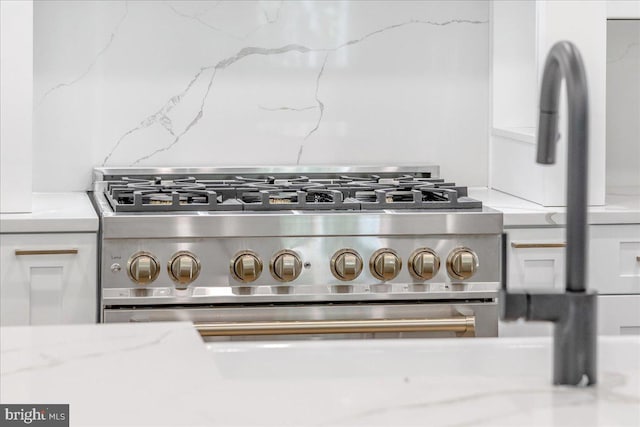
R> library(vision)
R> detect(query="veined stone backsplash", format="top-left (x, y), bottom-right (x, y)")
top-left (34, 0), bottom-right (489, 191)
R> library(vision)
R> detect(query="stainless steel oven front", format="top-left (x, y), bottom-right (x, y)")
top-left (104, 302), bottom-right (497, 340)
top-left (93, 166), bottom-right (503, 340)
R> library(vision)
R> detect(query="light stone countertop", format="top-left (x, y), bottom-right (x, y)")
top-left (0, 189), bottom-right (638, 234)
top-left (469, 187), bottom-right (640, 227)
top-left (1, 322), bottom-right (639, 426)
top-left (0, 193), bottom-right (98, 233)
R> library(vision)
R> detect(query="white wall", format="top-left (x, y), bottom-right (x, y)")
top-left (490, 0), bottom-right (608, 207)
top-left (1, 1), bottom-right (33, 213)
top-left (491, 0), bottom-right (536, 129)
top-left (606, 19), bottom-right (640, 194)
top-left (33, 0), bottom-right (490, 191)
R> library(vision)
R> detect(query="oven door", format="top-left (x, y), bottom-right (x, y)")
top-left (103, 301), bottom-right (497, 340)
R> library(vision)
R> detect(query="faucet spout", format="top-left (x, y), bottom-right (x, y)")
top-left (537, 41), bottom-right (589, 292)
top-left (500, 41), bottom-right (597, 386)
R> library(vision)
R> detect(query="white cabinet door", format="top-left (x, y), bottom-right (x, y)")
top-left (501, 225), bottom-right (640, 337)
top-left (505, 228), bottom-right (566, 291)
top-left (598, 295), bottom-right (640, 335)
top-left (501, 294), bottom-right (640, 337)
top-left (0, 233), bottom-right (97, 326)
top-left (589, 225), bottom-right (640, 294)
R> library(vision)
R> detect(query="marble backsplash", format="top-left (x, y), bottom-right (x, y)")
top-left (33, 0), bottom-right (489, 191)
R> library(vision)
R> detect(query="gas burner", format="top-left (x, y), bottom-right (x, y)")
top-left (234, 176), bottom-right (275, 184)
top-left (356, 186), bottom-right (481, 210)
top-left (239, 189), bottom-right (360, 211)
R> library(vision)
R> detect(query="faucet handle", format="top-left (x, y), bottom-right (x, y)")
top-left (500, 290), bottom-right (528, 321)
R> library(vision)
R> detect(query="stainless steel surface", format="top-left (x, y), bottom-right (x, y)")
top-left (408, 248), bottom-right (440, 281)
top-left (102, 283), bottom-right (499, 305)
top-left (102, 230), bottom-right (501, 303)
top-left (14, 249), bottom-right (78, 256)
top-left (501, 41), bottom-right (596, 387)
top-left (95, 165), bottom-right (502, 339)
top-left (97, 208), bottom-right (502, 240)
top-left (94, 165), bottom-right (440, 181)
top-left (104, 301), bottom-right (498, 338)
top-left (511, 242), bottom-right (567, 249)
top-left (330, 249), bottom-right (363, 281)
top-left (446, 248), bottom-right (479, 280)
top-left (369, 248), bottom-right (401, 281)
top-left (194, 317), bottom-right (475, 336)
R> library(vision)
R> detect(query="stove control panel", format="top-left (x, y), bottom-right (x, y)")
top-left (106, 236), bottom-right (497, 296)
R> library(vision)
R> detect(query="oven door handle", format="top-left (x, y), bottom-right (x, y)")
top-left (194, 316), bottom-right (476, 337)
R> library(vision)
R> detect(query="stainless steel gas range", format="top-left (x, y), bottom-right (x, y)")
top-left (92, 166), bottom-right (503, 340)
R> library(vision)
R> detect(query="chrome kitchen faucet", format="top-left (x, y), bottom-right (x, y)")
top-left (500, 41), bottom-right (597, 386)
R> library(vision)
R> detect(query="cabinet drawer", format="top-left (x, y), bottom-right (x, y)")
top-left (598, 295), bottom-right (640, 335)
top-left (505, 228), bottom-right (566, 291)
top-left (589, 225), bottom-right (640, 294)
top-left (0, 233), bottom-right (97, 326)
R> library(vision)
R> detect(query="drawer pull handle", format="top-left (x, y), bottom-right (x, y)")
top-left (15, 249), bottom-right (78, 256)
top-left (510, 242), bottom-right (566, 249)
top-left (195, 316), bottom-right (475, 337)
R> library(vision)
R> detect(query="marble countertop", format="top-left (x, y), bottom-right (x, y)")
top-left (2, 322), bottom-right (639, 426)
top-left (469, 187), bottom-right (640, 227)
top-left (0, 192), bottom-right (98, 233)
top-left (0, 188), bottom-right (637, 234)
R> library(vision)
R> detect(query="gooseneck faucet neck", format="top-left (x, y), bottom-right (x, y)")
top-left (500, 41), bottom-right (597, 386)
top-left (536, 41), bottom-right (589, 292)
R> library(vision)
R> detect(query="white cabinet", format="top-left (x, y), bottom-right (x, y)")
top-left (590, 224), bottom-right (640, 294)
top-left (505, 228), bottom-right (566, 291)
top-left (599, 295), bottom-right (640, 335)
top-left (500, 227), bottom-right (564, 337)
top-left (501, 224), bottom-right (640, 337)
top-left (0, 233), bottom-right (97, 325)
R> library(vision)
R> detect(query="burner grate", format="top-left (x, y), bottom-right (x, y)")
top-left (102, 173), bottom-right (481, 212)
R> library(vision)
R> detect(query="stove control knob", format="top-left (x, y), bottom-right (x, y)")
top-left (128, 252), bottom-right (160, 285)
top-left (270, 250), bottom-right (302, 282)
top-left (447, 248), bottom-right (479, 280)
top-left (330, 249), bottom-right (363, 281)
top-left (230, 251), bottom-right (263, 283)
top-left (408, 248), bottom-right (440, 281)
top-left (370, 249), bottom-right (402, 281)
top-left (168, 251), bottom-right (201, 286)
